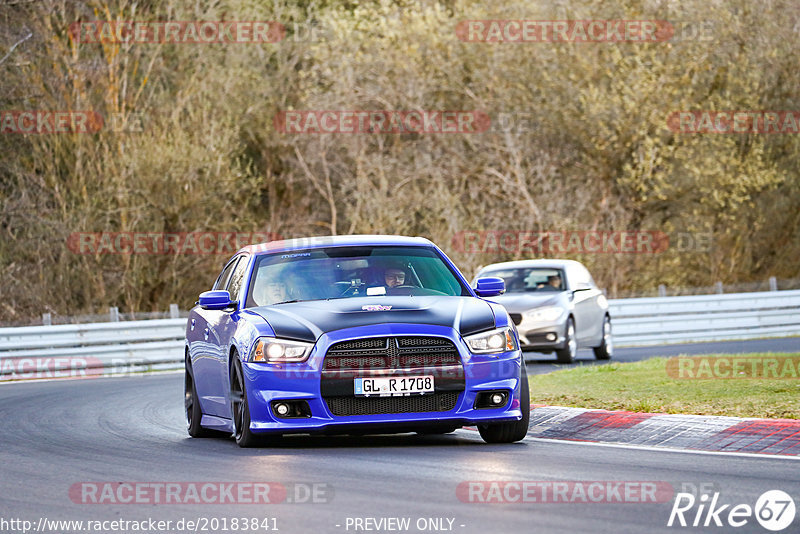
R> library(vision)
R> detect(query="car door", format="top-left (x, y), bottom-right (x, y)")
top-left (212, 254), bottom-right (251, 419)
top-left (192, 255), bottom-right (244, 417)
top-left (568, 263), bottom-right (604, 346)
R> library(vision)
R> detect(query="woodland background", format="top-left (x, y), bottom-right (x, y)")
top-left (1, 0), bottom-right (799, 323)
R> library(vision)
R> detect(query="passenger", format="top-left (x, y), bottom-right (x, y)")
top-left (266, 282), bottom-right (290, 303)
top-left (253, 280), bottom-right (291, 305)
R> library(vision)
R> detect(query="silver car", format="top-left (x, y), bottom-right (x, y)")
top-left (474, 259), bottom-right (612, 363)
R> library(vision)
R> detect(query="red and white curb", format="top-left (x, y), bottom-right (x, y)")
top-left (527, 405), bottom-right (800, 456)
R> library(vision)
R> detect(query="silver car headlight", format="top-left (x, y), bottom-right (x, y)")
top-left (250, 337), bottom-right (313, 363)
top-left (464, 327), bottom-right (518, 354)
top-left (524, 306), bottom-right (565, 322)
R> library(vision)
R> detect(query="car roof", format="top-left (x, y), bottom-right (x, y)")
top-left (478, 259), bottom-right (584, 272)
top-left (240, 234), bottom-right (434, 256)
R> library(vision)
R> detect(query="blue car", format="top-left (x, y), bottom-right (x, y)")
top-left (184, 235), bottom-right (529, 447)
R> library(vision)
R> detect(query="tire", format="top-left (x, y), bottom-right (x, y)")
top-left (593, 316), bottom-right (613, 360)
top-left (230, 357), bottom-right (262, 448)
top-left (555, 318), bottom-right (577, 364)
top-left (185, 354), bottom-right (214, 438)
top-left (478, 361), bottom-right (530, 444)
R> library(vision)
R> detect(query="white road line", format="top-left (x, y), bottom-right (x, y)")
top-left (526, 436), bottom-right (800, 461)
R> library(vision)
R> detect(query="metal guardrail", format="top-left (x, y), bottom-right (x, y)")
top-left (0, 319), bottom-right (186, 381)
top-left (1, 290), bottom-right (799, 381)
top-left (608, 290), bottom-right (800, 346)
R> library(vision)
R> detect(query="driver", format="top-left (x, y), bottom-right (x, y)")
top-left (548, 274), bottom-right (562, 289)
top-left (384, 267), bottom-right (406, 288)
top-left (535, 274), bottom-right (562, 290)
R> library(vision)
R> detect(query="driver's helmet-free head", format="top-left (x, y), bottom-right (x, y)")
top-left (376, 259), bottom-right (407, 288)
top-left (254, 267), bottom-right (294, 305)
top-left (256, 279), bottom-right (289, 305)
top-left (547, 274), bottom-right (562, 289)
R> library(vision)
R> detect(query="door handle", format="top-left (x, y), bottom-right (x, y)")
top-left (190, 318), bottom-right (196, 331)
top-left (203, 327), bottom-right (209, 341)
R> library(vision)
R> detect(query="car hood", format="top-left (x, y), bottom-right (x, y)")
top-left (489, 293), bottom-right (563, 313)
top-left (251, 296), bottom-right (496, 343)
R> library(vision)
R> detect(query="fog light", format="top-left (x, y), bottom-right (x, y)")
top-left (271, 400), bottom-right (312, 418)
top-left (546, 333), bottom-right (557, 341)
top-left (474, 390), bottom-right (509, 409)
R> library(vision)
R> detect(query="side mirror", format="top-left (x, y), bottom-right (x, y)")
top-left (475, 277), bottom-right (505, 297)
top-left (198, 290), bottom-right (234, 310)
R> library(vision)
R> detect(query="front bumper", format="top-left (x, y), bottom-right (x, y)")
top-left (239, 323), bottom-right (524, 435)
top-left (516, 316), bottom-right (567, 352)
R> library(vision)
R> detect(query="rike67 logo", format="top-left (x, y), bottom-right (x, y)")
top-left (668, 490), bottom-right (796, 531)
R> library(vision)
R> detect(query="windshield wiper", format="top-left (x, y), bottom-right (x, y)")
top-left (271, 299), bottom-right (303, 305)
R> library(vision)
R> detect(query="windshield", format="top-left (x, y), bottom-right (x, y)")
top-left (480, 267), bottom-right (565, 294)
top-left (246, 245), bottom-right (470, 307)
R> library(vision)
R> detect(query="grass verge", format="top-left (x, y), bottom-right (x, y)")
top-left (529, 353), bottom-right (800, 419)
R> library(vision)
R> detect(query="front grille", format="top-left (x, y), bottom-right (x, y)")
top-left (331, 338), bottom-right (387, 350)
top-left (397, 336), bottom-right (452, 347)
top-left (325, 392), bottom-right (459, 416)
top-left (324, 336), bottom-right (460, 370)
top-left (321, 336), bottom-right (465, 414)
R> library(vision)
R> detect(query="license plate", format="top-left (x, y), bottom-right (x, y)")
top-left (354, 375), bottom-right (434, 397)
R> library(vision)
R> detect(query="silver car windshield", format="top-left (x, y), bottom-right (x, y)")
top-left (481, 268), bottom-right (566, 294)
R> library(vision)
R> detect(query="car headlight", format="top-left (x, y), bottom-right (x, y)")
top-left (524, 306), bottom-right (564, 322)
top-left (250, 337), bottom-right (313, 363)
top-left (464, 327), bottom-right (517, 354)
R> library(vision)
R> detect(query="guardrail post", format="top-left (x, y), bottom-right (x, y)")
top-left (658, 284), bottom-right (666, 297)
top-left (109, 306), bottom-right (119, 322)
top-left (169, 303), bottom-right (179, 318)
top-left (715, 281), bottom-right (723, 294)
top-left (42, 313), bottom-right (51, 326)
top-left (769, 276), bottom-right (777, 291)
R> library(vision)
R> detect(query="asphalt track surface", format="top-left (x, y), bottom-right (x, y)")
top-left (1, 353), bottom-right (798, 534)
